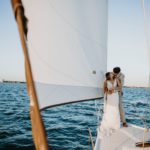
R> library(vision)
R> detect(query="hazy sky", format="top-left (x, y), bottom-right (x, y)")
top-left (0, 0), bottom-right (150, 87)
top-left (107, 0), bottom-right (150, 87)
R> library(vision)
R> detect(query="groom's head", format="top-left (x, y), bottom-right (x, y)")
top-left (113, 67), bottom-right (121, 75)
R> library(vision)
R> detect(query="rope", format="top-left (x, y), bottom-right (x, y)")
top-left (94, 100), bottom-right (102, 126)
top-left (141, 2), bottom-right (150, 146)
top-left (131, 92), bottom-right (150, 149)
top-left (88, 128), bottom-right (95, 150)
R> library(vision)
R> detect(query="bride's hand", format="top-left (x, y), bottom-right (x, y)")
top-left (107, 89), bottom-right (114, 94)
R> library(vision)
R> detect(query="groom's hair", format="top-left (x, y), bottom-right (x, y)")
top-left (113, 67), bottom-right (121, 74)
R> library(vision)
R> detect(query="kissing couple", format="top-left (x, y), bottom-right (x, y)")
top-left (99, 67), bottom-right (127, 139)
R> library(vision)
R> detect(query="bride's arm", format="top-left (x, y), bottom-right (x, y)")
top-left (103, 80), bottom-right (107, 93)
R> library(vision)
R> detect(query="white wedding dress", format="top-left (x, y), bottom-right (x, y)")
top-left (96, 79), bottom-right (121, 141)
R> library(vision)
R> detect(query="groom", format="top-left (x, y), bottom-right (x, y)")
top-left (113, 67), bottom-right (128, 127)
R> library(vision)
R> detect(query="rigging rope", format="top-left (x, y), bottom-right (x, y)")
top-left (141, 1), bottom-right (150, 148)
top-left (141, 0), bottom-right (150, 87)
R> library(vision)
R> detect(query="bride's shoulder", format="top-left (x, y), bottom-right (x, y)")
top-left (104, 80), bottom-right (109, 83)
top-left (105, 80), bottom-right (111, 85)
top-left (104, 80), bottom-right (109, 85)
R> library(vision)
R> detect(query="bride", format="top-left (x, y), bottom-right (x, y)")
top-left (99, 72), bottom-right (121, 139)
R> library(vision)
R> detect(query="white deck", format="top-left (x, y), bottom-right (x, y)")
top-left (94, 124), bottom-right (150, 150)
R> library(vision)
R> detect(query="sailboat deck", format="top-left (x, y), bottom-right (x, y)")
top-left (95, 124), bottom-right (150, 150)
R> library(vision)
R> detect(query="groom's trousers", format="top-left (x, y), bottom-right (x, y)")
top-left (119, 92), bottom-right (126, 123)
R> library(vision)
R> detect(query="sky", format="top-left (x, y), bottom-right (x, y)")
top-left (107, 0), bottom-right (150, 87)
top-left (0, 0), bottom-right (150, 87)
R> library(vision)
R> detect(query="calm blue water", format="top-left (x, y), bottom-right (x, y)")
top-left (0, 83), bottom-right (150, 150)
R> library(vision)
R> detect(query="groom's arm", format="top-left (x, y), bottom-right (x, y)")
top-left (119, 73), bottom-right (125, 87)
top-left (114, 78), bottom-right (122, 92)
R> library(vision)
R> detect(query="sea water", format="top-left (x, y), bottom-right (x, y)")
top-left (0, 83), bottom-right (150, 150)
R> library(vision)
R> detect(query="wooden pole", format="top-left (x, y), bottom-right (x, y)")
top-left (11, 0), bottom-right (49, 149)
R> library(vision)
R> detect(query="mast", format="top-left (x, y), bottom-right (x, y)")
top-left (11, 0), bottom-right (49, 149)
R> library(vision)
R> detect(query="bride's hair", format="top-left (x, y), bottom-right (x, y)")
top-left (105, 72), bottom-right (111, 80)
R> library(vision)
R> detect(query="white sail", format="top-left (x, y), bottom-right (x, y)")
top-left (22, 0), bottom-right (108, 109)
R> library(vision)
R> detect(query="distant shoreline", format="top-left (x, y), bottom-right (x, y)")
top-left (123, 86), bottom-right (149, 88)
top-left (0, 80), bottom-right (149, 88)
top-left (1, 80), bottom-right (26, 84)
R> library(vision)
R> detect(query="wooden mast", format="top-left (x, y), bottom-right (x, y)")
top-left (11, 0), bottom-right (49, 149)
